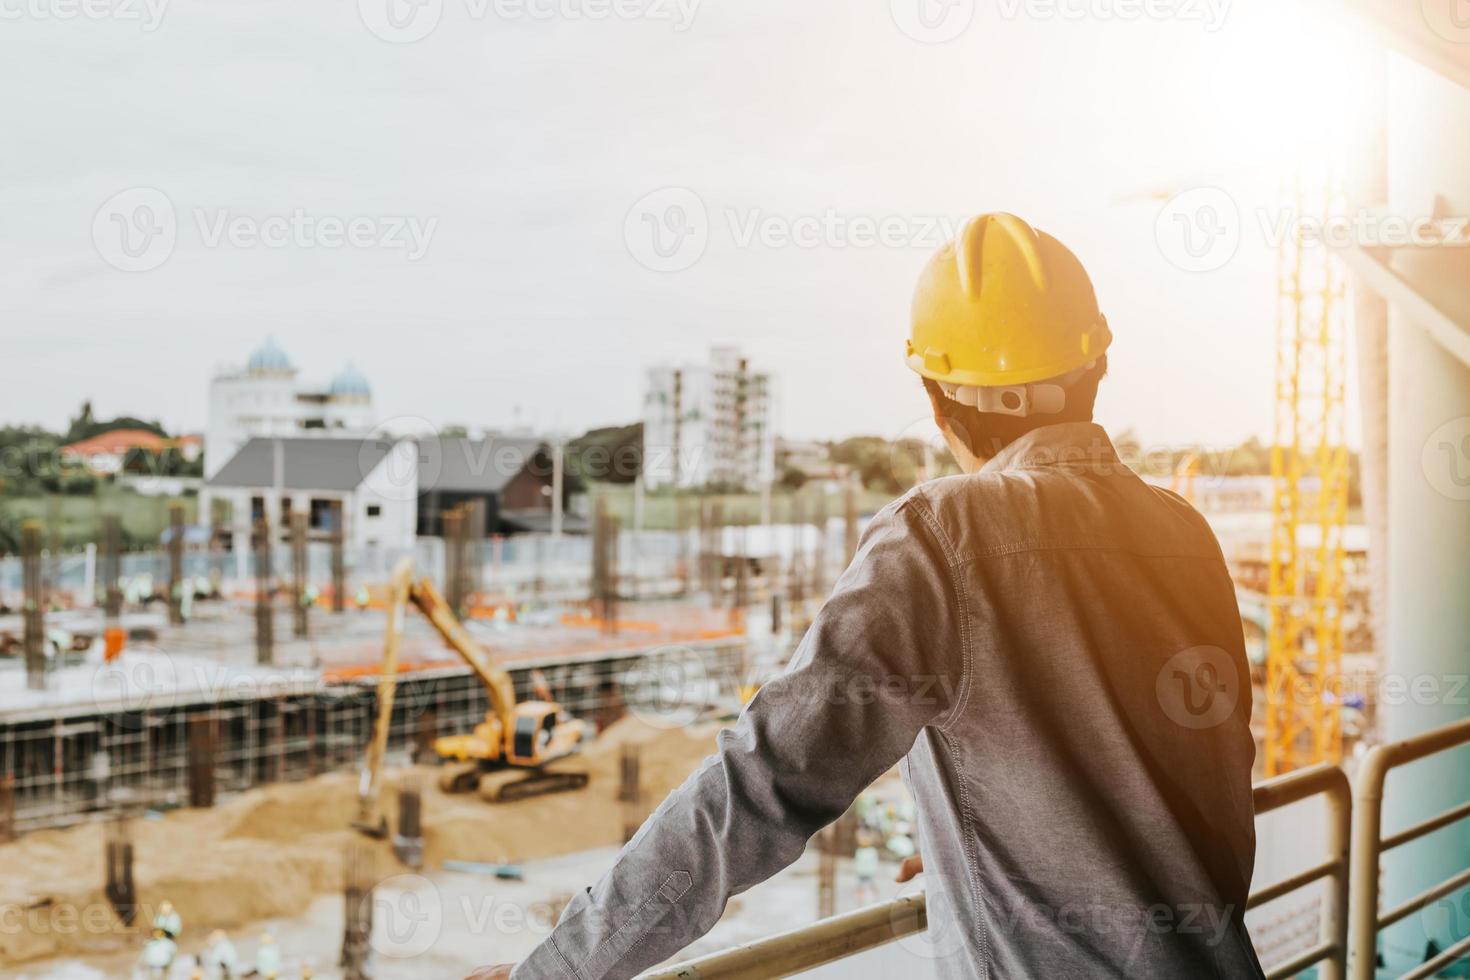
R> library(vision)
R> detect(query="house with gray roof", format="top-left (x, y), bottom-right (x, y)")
top-left (203, 434), bottom-right (582, 553)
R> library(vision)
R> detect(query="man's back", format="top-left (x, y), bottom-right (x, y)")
top-left (905, 421), bottom-right (1263, 978)
top-left (510, 422), bottom-right (1264, 980)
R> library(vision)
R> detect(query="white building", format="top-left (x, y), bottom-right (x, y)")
top-left (204, 436), bottom-right (420, 553)
top-left (204, 339), bottom-right (376, 479)
top-left (642, 346), bottom-right (776, 490)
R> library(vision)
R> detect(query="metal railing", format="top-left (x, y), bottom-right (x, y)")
top-left (644, 764), bottom-right (1354, 980)
top-left (1247, 763), bottom-right (1351, 980)
top-left (1349, 717), bottom-right (1470, 980)
top-left (642, 893), bottom-right (927, 980)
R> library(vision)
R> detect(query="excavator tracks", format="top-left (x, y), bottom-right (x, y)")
top-left (478, 766), bottom-right (590, 803)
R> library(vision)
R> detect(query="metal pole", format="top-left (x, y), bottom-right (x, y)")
top-left (254, 517), bottom-right (274, 665)
top-left (167, 502), bottom-right (185, 625)
top-left (551, 440), bottom-right (565, 538)
top-left (331, 502), bottom-right (346, 614)
top-left (101, 514), bottom-right (122, 620)
top-left (844, 480), bottom-right (858, 567)
top-left (291, 510), bottom-right (309, 638)
top-left (21, 522), bottom-right (44, 691)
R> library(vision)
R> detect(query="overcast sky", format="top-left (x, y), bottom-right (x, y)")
top-left (1, 0), bottom-right (1365, 451)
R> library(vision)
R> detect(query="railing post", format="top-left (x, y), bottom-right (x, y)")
top-left (1349, 750), bottom-right (1386, 980)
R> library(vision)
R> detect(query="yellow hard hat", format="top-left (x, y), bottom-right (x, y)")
top-left (906, 212), bottom-right (1111, 388)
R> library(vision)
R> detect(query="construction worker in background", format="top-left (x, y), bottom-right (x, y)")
top-left (468, 213), bottom-right (1263, 979)
top-left (153, 900), bottom-right (182, 941)
top-left (204, 929), bottom-right (238, 978)
top-left (252, 933), bottom-right (280, 979)
top-left (137, 930), bottom-right (177, 978)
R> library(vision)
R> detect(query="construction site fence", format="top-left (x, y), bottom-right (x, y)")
top-left (642, 717), bottom-right (1470, 980)
top-left (0, 522), bottom-right (855, 600)
top-left (0, 640), bottom-right (744, 835)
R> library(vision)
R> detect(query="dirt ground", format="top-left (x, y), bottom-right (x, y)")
top-left (0, 716), bottom-right (724, 967)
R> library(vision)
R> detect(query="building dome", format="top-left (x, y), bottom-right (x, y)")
top-left (329, 362), bottom-right (372, 400)
top-left (246, 338), bottom-right (293, 375)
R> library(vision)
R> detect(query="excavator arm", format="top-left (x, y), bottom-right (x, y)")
top-left (405, 576), bottom-right (518, 736)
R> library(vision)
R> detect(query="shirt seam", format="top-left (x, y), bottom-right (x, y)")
top-left (547, 936), bottom-right (577, 978)
top-left (572, 872), bottom-right (689, 979)
top-left (954, 541), bottom-right (1230, 564)
top-left (905, 498), bottom-right (972, 736)
top-left (941, 726), bottom-right (991, 980)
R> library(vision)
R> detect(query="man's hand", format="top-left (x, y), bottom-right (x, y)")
top-left (464, 965), bottom-right (514, 980)
top-left (895, 853), bottom-right (924, 883)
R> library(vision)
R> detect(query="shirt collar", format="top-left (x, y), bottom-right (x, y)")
top-left (979, 422), bottom-right (1125, 475)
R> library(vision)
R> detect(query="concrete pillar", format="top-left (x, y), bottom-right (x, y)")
top-left (1382, 254), bottom-right (1470, 967)
top-left (1375, 52), bottom-right (1470, 971)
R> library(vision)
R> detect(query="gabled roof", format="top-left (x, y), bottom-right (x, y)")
top-left (206, 437), bottom-right (393, 491)
top-left (429, 437), bottom-right (549, 493)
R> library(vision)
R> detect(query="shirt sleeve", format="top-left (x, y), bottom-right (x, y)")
top-left (511, 495), bottom-right (964, 980)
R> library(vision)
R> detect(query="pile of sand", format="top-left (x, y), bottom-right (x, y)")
top-left (0, 716), bottom-right (723, 967)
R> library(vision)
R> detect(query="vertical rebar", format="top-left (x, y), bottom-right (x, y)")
top-left (732, 522), bottom-right (748, 612)
top-left (21, 522), bottom-right (44, 691)
top-left (676, 497), bottom-right (690, 596)
top-left (817, 823), bottom-right (836, 919)
top-left (254, 517), bottom-right (274, 665)
top-left (619, 743), bottom-right (643, 844)
top-left (340, 842), bottom-right (375, 980)
top-left (331, 501), bottom-right (346, 614)
top-left (394, 776), bottom-right (424, 870)
top-left (291, 510), bottom-right (309, 638)
top-left (167, 503), bottom-right (185, 625)
top-left (465, 498), bottom-right (486, 601)
top-left (187, 715), bottom-right (216, 808)
top-left (104, 818), bottom-right (136, 926)
top-left (101, 514), bottom-right (122, 620)
top-left (844, 480), bottom-right (859, 567)
top-left (810, 495), bottom-right (827, 599)
top-left (709, 501), bottom-right (724, 606)
top-left (0, 774), bottom-right (14, 843)
top-left (444, 505), bottom-right (464, 616)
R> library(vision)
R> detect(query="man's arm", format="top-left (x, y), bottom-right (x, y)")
top-left (507, 495), bottom-right (965, 980)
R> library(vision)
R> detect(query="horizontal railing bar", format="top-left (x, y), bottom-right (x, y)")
top-left (1265, 940), bottom-right (1339, 980)
top-left (1253, 762), bottom-right (1348, 813)
top-left (1378, 866), bottom-right (1470, 930)
top-left (1381, 799), bottom-right (1470, 852)
top-left (1368, 718), bottom-right (1470, 778)
top-left (1248, 857), bottom-right (1342, 909)
top-left (1397, 931), bottom-right (1470, 980)
top-left (641, 893), bottom-right (927, 980)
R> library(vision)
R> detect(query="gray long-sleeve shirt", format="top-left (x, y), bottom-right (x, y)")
top-left (513, 422), bottom-right (1265, 979)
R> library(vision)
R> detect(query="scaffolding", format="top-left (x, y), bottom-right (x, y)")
top-left (1265, 177), bottom-right (1351, 776)
top-left (0, 639), bottom-right (744, 834)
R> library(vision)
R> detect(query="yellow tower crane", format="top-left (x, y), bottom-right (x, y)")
top-left (1264, 177), bottom-right (1351, 776)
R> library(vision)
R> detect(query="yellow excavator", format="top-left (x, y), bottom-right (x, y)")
top-left (354, 558), bottom-right (591, 844)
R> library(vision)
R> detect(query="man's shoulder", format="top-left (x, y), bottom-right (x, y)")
top-left (902, 468), bottom-right (1227, 564)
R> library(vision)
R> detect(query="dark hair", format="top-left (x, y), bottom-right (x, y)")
top-left (923, 353), bottom-right (1108, 458)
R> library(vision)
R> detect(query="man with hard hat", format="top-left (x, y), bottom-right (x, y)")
top-left (470, 214), bottom-right (1263, 979)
